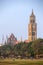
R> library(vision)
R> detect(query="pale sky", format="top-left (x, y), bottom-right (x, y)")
top-left (0, 0), bottom-right (43, 43)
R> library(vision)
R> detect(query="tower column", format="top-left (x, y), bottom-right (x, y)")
top-left (28, 10), bottom-right (37, 42)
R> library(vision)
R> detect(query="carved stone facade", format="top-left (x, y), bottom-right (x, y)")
top-left (28, 10), bottom-right (37, 42)
top-left (7, 33), bottom-right (17, 46)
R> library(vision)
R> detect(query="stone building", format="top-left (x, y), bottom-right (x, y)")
top-left (28, 10), bottom-right (37, 42)
top-left (7, 33), bottom-right (17, 46)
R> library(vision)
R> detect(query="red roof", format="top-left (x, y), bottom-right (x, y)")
top-left (24, 40), bottom-right (29, 43)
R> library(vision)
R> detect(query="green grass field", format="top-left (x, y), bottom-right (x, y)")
top-left (0, 58), bottom-right (43, 65)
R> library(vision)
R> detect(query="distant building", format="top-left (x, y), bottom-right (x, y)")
top-left (7, 33), bottom-right (17, 46)
top-left (28, 10), bottom-right (37, 42)
top-left (7, 10), bottom-right (37, 44)
top-left (24, 39), bottom-right (29, 43)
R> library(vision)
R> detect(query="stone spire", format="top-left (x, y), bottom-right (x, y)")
top-left (30, 9), bottom-right (35, 17)
top-left (32, 9), bottom-right (34, 15)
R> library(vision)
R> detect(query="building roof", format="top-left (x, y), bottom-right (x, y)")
top-left (24, 40), bottom-right (29, 43)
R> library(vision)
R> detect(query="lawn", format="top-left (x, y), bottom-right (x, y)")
top-left (0, 58), bottom-right (43, 65)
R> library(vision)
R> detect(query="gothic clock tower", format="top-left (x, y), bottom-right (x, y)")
top-left (28, 10), bottom-right (37, 42)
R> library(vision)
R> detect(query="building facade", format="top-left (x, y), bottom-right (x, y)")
top-left (7, 33), bottom-right (17, 46)
top-left (28, 10), bottom-right (37, 42)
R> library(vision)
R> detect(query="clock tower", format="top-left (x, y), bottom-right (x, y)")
top-left (28, 10), bottom-right (37, 42)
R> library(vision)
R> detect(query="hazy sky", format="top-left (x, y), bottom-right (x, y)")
top-left (0, 0), bottom-right (43, 43)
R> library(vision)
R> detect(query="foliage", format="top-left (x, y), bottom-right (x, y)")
top-left (0, 38), bottom-right (43, 58)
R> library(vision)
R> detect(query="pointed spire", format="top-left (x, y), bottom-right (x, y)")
top-left (30, 9), bottom-right (35, 17)
top-left (32, 9), bottom-right (34, 15)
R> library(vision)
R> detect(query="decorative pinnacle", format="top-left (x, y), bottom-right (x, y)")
top-left (30, 9), bottom-right (35, 17)
top-left (32, 9), bottom-right (34, 15)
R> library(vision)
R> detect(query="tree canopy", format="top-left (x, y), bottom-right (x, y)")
top-left (0, 38), bottom-right (43, 58)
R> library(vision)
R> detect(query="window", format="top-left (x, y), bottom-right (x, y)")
top-left (33, 20), bottom-right (35, 23)
top-left (32, 32), bottom-right (35, 36)
top-left (30, 20), bottom-right (32, 23)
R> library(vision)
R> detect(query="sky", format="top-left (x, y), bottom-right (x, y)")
top-left (0, 0), bottom-right (43, 43)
